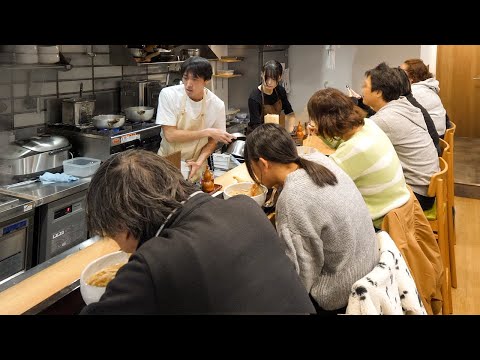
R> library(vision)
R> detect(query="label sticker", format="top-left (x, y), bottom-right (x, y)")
top-left (24, 204), bottom-right (33, 212)
top-left (120, 133), bottom-right (140, 144)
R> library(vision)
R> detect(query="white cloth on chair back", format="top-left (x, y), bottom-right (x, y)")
top-left (346, 231), bottom-right (427, 315)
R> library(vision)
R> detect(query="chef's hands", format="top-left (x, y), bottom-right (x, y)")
top-left (186, 159), bottom-right (201, 181)
top-left (206, 128), bottom-right (236, 144)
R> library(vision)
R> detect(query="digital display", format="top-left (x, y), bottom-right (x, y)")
top-left (54, 205), bottom-right (73, 220)
top-left (3, 219), bottom-right (27, 235)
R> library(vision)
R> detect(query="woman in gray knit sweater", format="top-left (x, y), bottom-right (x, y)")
top-left (244, 124), bottom-right (378, 313)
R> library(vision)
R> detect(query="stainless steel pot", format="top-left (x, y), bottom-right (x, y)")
top-left (225, 139), bottom-right (246, 158)
top-left (124, 106), bottom-right (155, 122)
top-left (62, 82), bottom-right (96, 126)
top-left (180, 48), bottom-right (200, 60)
top-left (92, 115), bottom-right (125, 129)
top-left (0, 135), bottom-right (71, 177)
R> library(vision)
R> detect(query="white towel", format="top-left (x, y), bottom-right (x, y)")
top-left (283, 68), bottom-right (290, 94)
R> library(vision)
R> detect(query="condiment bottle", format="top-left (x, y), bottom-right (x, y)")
top-left (202, 167), bottom-right (215, 193)
top-left (296, 121), bottom-right (304, 140)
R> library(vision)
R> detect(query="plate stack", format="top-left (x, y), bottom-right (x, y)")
top-left (38, 45), bottom-right (60, 64)
top-left (0, 45), bottom-right (16, 64)
top-left (15, 45), bottom-right (38, 64)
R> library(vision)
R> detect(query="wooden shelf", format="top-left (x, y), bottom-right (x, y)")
top-left (213, 74), bottom-right (242, 79)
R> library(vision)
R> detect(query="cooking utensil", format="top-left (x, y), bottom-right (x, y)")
top-left (62, 82), bottom-right (96, 126)
top-left (124, 106), bottom-right (154, 122)
top-left (225, 139), bottom-right (245, 158)
top-left (92, 115), bottom-right (125, 129)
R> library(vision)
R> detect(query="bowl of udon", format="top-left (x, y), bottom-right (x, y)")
top-left (223, 182), bottom-right (268, 207)
top-left (80, 251), bottom-right (130, 305)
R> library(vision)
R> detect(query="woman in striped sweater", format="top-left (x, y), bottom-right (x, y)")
top-left (307, 88), bottom-right (410, 228)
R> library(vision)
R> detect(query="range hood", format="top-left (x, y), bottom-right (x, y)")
top-left (110, 45), bottom-right (219, 66)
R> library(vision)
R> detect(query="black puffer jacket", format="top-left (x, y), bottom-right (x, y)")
top-left (80, 193), bottom-right (315, 314)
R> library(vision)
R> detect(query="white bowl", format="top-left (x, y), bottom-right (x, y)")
top-left (80, 251), bottom-right (130, 305)
top-left (217, 69), bottom-right (234, 75)
top-left (223, 182), bottom-right (268, 207)
top-left (0, 52), bottom-right (15, 64)
top-left (38, 45), bottom-right (59, 54)
top-left (296, 146), bottom-right (319, 157)
top-left (15, 53), bottom-right (38, 64)
top-left (0, 45), bottom-right (15, 52)
top-left (38, 53), bottom-right (60, 64)
top-left (15, 45), bottom-right (38, 54)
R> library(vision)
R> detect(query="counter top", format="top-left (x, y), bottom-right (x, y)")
top-left (0, 177), bottom-right (92, 206)
top-left (0, 236), bottom-right (119, 315)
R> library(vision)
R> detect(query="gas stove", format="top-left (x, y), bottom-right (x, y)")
top-left (47, 121), bottom-right (162, 161)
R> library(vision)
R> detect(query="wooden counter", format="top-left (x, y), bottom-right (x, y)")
top-left (0, 237), bottom-right (119, 315)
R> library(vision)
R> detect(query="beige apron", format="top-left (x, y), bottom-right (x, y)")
top-left (158, 89), bottom-right (209, 182)
top-left (262, 87), bottom-right (285, 128)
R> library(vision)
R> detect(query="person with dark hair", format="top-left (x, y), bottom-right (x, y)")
top-left (363, 62), bottom-right (440, 211)
top-left (393, 67), bottom-right (441, 156)
top-left (244, 123), bottom-right (377, 313)
top-left (307, 88), bottom-right (410, 229)
top-left (400, 58), bottom-right (449, 137)
top-left (80, 149), bottom-right (315, 315)
top-left (156, 56), bottom-right (235, 182)
top-left (247, 60), bottom-right (296, 133)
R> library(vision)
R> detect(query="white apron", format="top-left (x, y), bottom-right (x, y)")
top-left (158, 89), bottom-right (209, 182)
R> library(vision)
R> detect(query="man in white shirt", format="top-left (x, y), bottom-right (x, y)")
top-left (156, 56), bottom-right (235, 181)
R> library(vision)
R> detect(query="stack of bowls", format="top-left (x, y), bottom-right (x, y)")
top-left (0, 45), bottom-right (16, 64)
top-left (38, 45), bottom-right (60, 64)
top-left (15, 45), bottom-right (38, 64)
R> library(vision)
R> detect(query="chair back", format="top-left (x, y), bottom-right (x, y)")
top-left (425, 156), bottom-right (452, 314)
top-left (445, 121), bottom-right (456, 153)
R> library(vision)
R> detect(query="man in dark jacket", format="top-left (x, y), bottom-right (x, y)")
top-left (80, 149), bottom-right (315, 315)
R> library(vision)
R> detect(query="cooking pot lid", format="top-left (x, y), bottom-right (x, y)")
top-left (15, 135), bottom-right (70, 152)
top-left (0, 144), bottom-right (32, 160)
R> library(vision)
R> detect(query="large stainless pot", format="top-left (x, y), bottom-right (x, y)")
top-left (124, 106), bottom-right (154, 122)
top-left (0, 135), bottom-right (71, 178)
top-left (92, 115), bottom-right (125, 129)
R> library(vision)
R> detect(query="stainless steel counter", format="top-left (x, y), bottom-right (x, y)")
top-left (0, 177), bottom-right (92, 206)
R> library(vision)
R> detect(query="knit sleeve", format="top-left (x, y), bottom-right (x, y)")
top-left (276, 218), bottom-right (325, 293)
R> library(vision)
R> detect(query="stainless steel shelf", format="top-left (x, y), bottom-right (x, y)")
top-left (137, 61), bottom-right (184, 66)
top-left (0, 63), bottom-right (73, 71)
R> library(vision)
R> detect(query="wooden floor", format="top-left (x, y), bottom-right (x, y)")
top-left (450, 196), bottom-right (480, 314)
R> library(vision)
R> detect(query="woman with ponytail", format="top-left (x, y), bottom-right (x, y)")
top-left (244, 123), bottom-right (377, 314)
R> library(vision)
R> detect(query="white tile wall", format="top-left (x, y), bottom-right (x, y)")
top-left (94, 66), bottom-right (122, 78)
top-left (59, 80), bottom-right (93, 94)
top-left (58, 67), bottom-right (92, 80)
top-left (93, 45), bottom-right (110, 53)
top-left (14, 112), bottom-right (45, 127)
top-left (94, 77), bottom-right (121, 91)
top-left (13, 82), bottom-right (57, 97)
top-left (94, 54), bottom-right (110, 66)
top-left (60, 45), bottom-right (89, 53)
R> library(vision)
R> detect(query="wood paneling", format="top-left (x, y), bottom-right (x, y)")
top-left (437, 45), bottom-right (480, 138)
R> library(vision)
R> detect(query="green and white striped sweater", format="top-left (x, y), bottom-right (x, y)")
top-left (327, 118), bottom-right (410, 228)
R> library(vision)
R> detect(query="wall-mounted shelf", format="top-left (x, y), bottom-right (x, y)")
top-left (213, 74), bottom-right (242, 79)
top-left (0, 63), bottom-right (73, 71)
top-left (136, 60), bottom-right (184, 66)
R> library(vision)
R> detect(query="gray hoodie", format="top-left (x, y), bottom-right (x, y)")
top-left (411, 78), bottom-right (447, 136)
top-left (370, 96), bottom-right (440, 196)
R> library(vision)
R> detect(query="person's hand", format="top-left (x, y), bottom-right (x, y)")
top-left (346, 87), bottom-right (362, 99)
top-left (307, 121), bottom-right (318, 136)
top-left (186, 159), bottom-right (202, 180)
top-left (207, 128), bottom-right (236, 144)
